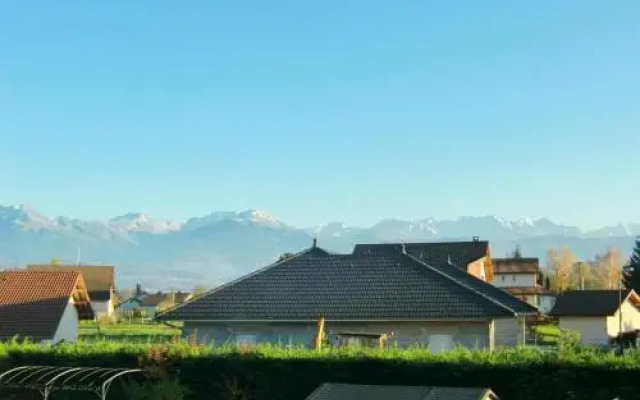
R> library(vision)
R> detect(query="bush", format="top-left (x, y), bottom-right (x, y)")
top-left (1, 341), bottom-right (639, 400)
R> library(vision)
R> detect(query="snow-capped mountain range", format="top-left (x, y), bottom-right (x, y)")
top-left (1, 204), bottom-right (638, 290)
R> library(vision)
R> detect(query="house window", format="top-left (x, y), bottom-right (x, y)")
top-left (235, 334), bottom-right (257, 347)
top-left (501, 276), bottom-right (505, 282)
top-left (512, 275), bottom-right (516, 282)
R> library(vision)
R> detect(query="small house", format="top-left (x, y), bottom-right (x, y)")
top-left (139, 291), bottom-right (192, 317)
top-left (492, 257), bottom-right (549, 311)
top-left (305, 383), bottom-right (499, 400)
top-left (549, 290), bottom-right (640, 346)
top-left (0, 270), bottom-right (94, 343)
top-left (27, 264), bottom-right (116, 319)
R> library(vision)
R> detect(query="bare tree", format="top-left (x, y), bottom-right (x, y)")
top-left (547, 246), bottom-right (576, 293)
top-left (594, 247), bottom-right (623, 289)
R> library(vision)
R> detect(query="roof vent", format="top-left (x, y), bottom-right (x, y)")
top-left (312, 237), bottom-right (317, 248)
top-left (401, 243), bottom-right (407, 255)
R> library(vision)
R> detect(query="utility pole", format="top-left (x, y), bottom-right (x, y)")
top-left (619, 274), bottom-right (624, 355)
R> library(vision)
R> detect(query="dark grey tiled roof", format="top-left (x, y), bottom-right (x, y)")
top-left (157, 246), bottom-right (536, 321)
top-left (353, 241), bottom-right (489, 271)
top-left (305, 383), bottom-right (497, 400)
top-left (549, 290), bottom-right (632, 316)
top-left (89, 290), bottom-right (112, 302)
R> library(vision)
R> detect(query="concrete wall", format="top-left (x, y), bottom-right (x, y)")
top-left (183, 320), bottom-right (492, 351)
top-left (53, 300), bottom-right (79, 343)
top-left (559, 317), bottom-right (608, 346)
top-left (493, 273), bottom-right (537, 288)
top-left (92, 300), bottom-right (115, 318)
top-left (539, 295), bottom-right (556, 314)
top-left (606, 299), bottom-right (640, 337)
top-left (494, 317), bottom-right (525, 348)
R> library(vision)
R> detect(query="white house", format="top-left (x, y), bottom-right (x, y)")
top-left (0, 270), bottom-right (94, 343)
top-left (549, 290), bottom-right (640, 346)
top-left (27, 264), bottom-right (116, 319)
top-left (492, 257), bottom-right (546, 310)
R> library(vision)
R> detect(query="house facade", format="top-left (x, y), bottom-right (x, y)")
top-left (0, 270), bottom-right (94, 343)
top-left (27, 264), bottom-right (115, 319)
top-left (491, 258), bottom-right (546, 310)
top-left (158, 242), bottom-right (536, 351)
top-left (550, 290), bottom-right (640, 346)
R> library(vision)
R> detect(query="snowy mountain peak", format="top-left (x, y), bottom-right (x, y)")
top-left (0, 204), bottom-right (58, 231)
top-left (183, 209), bottom-right (283, 231)
top-left (237, 209), bottom-right (281, 225)
top-left (109, 212), bottom-right (180, 233)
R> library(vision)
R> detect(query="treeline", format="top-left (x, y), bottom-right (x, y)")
top-left (545, 237), bottom-right (640, 293)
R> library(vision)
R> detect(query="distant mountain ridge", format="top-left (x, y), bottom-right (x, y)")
top-left (0, 204), bottom-right (637, 290)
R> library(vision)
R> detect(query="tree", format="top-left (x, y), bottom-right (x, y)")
top-left (623, 237), bottom-right (640, 291)
top-left (547, 246), bottom-right (576, 293)
top-left (278, 253), bottom-right (295, 262)
top-left (511, 245), bottom-right (523, 259)
top-left (593, 248), bottom-right (623, 289)
top-left (192, 285), bottom-right (208, 299)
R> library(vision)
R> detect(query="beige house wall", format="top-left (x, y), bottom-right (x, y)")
top-left (559, 317), bottom-right (608, 346)
top-left (606, 299), bottom-right (640, 337)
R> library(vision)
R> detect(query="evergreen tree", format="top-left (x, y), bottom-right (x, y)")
top-left (622, 236), bottom-right (640, 291)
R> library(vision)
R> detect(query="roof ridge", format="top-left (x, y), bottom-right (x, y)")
top-left (155, 246), bottom-right (322, 319)
top-left (402, 253), bottom-right (520, 316)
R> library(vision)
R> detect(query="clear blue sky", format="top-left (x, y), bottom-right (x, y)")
top-left (1, 1), bottom-right (639, 228)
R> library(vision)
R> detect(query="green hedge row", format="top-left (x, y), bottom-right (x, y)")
top-left (1, 342), bottom-right (640, 400)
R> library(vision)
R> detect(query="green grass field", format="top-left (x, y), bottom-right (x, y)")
top-left (79, 321), bottom-right (181, 343)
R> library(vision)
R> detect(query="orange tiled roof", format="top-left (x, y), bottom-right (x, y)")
top-left (0, 270), bottom-right (93, 341)
top-left (26, 264), bottom-right (114, 294)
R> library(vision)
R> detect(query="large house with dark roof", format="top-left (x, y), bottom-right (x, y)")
top-left (157, 241), bottom-right (537, 351)
top-left (550, 290), bottom-right (640, 346)
top-left (27, 264), bottom-right (115, 318)
top-left (0, 270), bottom-right (94, 343)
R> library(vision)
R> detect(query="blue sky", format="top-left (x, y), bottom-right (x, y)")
top-left (1, 1), bottom-right (639, 228)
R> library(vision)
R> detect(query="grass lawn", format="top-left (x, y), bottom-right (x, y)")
top-left (79, 321), bottom-right (181, 343)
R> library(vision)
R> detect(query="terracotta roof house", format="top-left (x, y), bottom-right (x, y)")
top-left (27, 264), bottom-right (115, 318)
top-left (491, 258), bottom-right (551, 312)
top-left (354, 239), bottom-right (493, 281)
top-left (0, 270), bottom-right (94, 343)
top-left (157, 243), bottom-right (536, 351)
top-left (305, 383), bottom-right (499, 400)
top-left (550, 290), bottom-right (640, 346)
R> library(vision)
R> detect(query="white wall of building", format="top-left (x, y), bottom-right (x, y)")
top-left (606, 299), bottom-right (640, 337)
top-left (92, 300), bottom-right (115, 319)
top-left (494, 317), bottom-right (525, 348)
top-left (559, 317), bottom-right (608, 346)
top-left (493, 273), bottom-right (537, 288)
top-left (539, 295), bottom-right (556, 314)
top-left (52, 300), bottom-right (79, 343)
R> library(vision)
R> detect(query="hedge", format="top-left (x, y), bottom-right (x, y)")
top-left (1, 341), bottom-right (640, 400)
